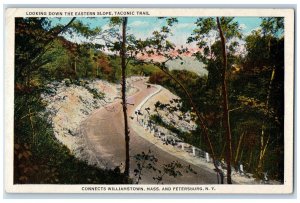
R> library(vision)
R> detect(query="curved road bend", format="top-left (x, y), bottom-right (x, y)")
top-left (81, 78), bottom-right (218, 184)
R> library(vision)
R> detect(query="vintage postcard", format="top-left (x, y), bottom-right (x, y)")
top-left (4, 8), bottom-right (294, 194)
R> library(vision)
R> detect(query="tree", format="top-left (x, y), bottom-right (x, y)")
top-left (188, 17), bottom-right (242, 184)
top-left (120, 17), bottom-right (130, 177)
top-left (15, 17), bottom-right (104, 86)
top-left (95, 17), bottom-right (131, 178)
top-left (15, 17), bottom-right (77, 86)
top-left (93, 52), bottom-right (112, 78)
top-left (241, 17), bottom-right (284, 179)
top-left (216, 17), bottom-right (233, 184)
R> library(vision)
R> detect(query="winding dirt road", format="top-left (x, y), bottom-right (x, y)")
top-left (80, 78), bottom-right (218, 184)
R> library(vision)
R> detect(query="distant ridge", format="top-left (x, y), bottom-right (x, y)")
top-left (166, 56), bottom-right (208, 77)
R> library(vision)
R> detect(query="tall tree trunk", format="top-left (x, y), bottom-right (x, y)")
top-left (74, 60), bottom-right (77, 75)
top-left (234, 132), bottom-right (245, 165)
top-left (28, 106), bottom-right (36, 145)
top-left (121, 17), bottom-right (130, 177)
top-left (239, 148), bottom-right (244, 163)
top-left (217, 17), bottom-right (233, 184)
top-left (257, 67), bottom-right (275, 173)
top-left (85, 65), bottom-right (88, 78)
top-left (248, 150), bottom-right (253, 169)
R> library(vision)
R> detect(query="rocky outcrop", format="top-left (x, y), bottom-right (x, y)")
top-left (41, 77), bottom-right (139, 168)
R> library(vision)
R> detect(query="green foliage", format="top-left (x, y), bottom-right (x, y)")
top-left (150, 47), bottom-right (283, 182)
top-left (185, 16), bottom-right (284, 182)
top-left (128, 63), bottom-right (161, 77)
top-left (233, 23), bottom-right (284, 180)
top-left (244, 31), bottom-right (284, 73)
top-left (261, 17), bottom-right (284, 36)
top-left (15, 18), bottom-right (53, 85)
top-left (69, 20), bottom-right (101, 38)
top-left (188, 17), bottom-right (242, 66)
top-left (109, 17), bottom-right (123, 26)
top-left (15, 17), bottom-right (102, 86)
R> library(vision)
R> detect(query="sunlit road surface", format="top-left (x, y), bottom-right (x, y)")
top-left (81, 78), bottom-right (218, 184)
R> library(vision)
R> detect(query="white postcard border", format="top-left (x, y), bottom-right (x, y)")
top-left (4, 8), bottom-right (295, 194)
